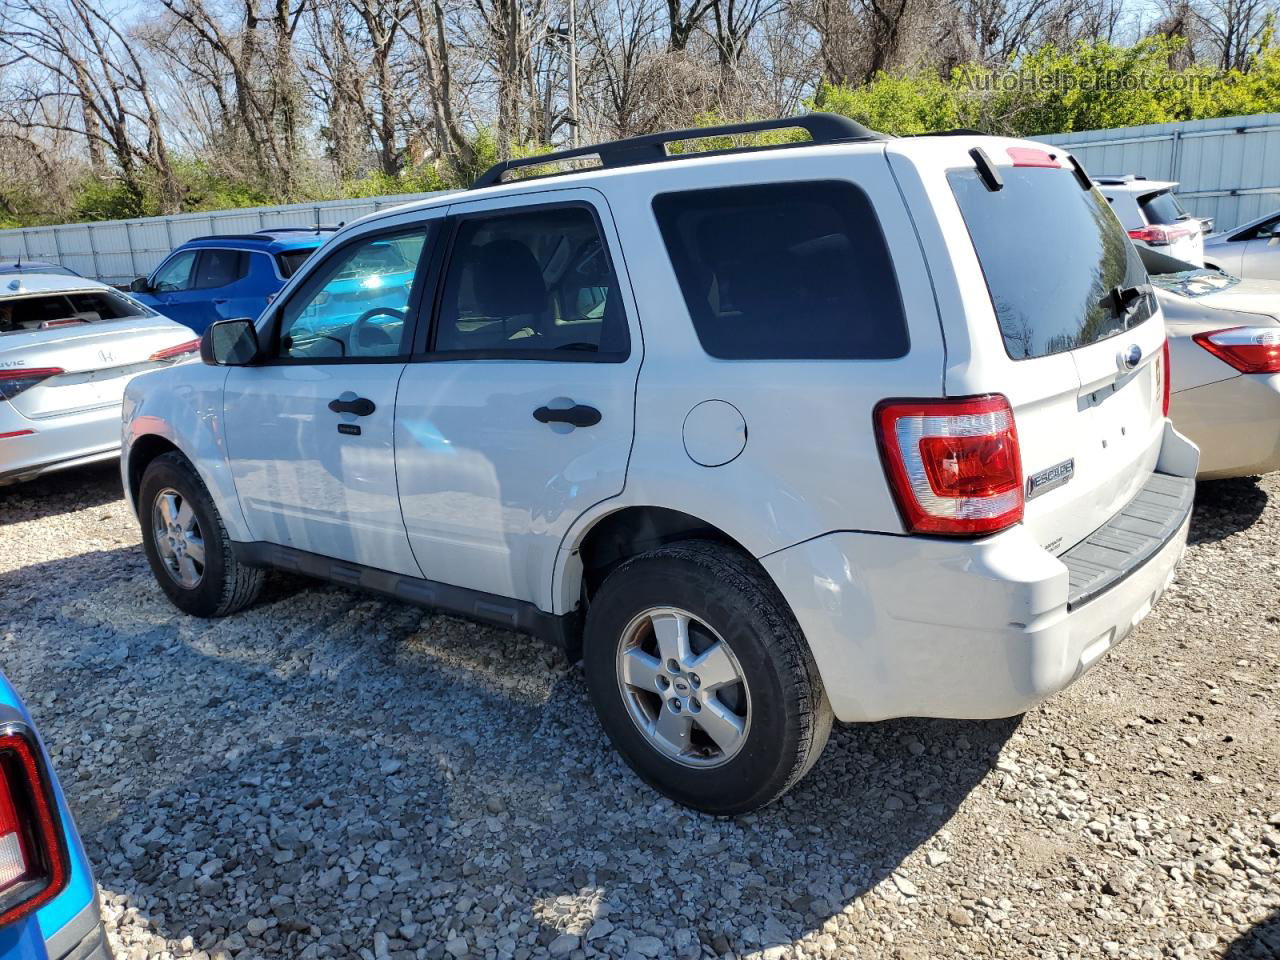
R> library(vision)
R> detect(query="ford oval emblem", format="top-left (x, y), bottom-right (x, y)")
top-left (1118, 343), bottom-right (1142, 370)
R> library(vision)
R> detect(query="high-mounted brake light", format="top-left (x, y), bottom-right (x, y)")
top-left (1127, 224), bottom-right (1196, 247)
top-left (149, 339), bottom-right (200, 363)
top-left (0, 368), bottom-right (63, 402)
top-left (0, 729), bottom-right (68, 927)
top-left (1007, 147), bottom-right (1060, 168)
top-left (875, 395), bottom-right (1024, 536)
top-left (1192, 326), bottom-right (1280, 374)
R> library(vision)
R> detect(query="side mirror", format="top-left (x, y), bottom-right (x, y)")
top-left (129, 276), bottom-right (151, 293)
top-left (201, 317), bottom-right (260, 366)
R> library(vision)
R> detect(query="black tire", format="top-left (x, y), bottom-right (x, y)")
top-left (583, 540), bottom-right (832, 815)
top-left (138, 452), bottom-right (264, 617)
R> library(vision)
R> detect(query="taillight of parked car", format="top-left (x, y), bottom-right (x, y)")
top-left (149, 339), bottom-right (200, 363)
top-left (1127, 224), bottom-right (1197, 247)
top-left (0, 368), bottom-right (63, 402)
top-left (1192, 326), bottom-right (1280, 375)
top-left (875, 395), bottom-right (1024, 537)
top-left (0, 728), bottom-right (67, 927)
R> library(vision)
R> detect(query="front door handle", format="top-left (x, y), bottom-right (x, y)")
top-left (329, 396), bottom-right (376, 416)
top-left (533, 403), bottom-right (601, 428)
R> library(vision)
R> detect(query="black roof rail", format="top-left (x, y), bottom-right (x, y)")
top-left (470, 113), bottom-right (885, 189)
top-left (255, 226), bottom-right (339, 234)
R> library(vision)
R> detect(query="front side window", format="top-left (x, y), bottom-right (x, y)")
top-left (434, 205), bottom-right (629, 359)
top-left (274, 228), bottom-right (429, 361)
top-left (652, 181), bottom-right (909, 360)
top-left (193, 250), bottom-right (248, 289)
top-left (152, 250), bottom-right (197, 292)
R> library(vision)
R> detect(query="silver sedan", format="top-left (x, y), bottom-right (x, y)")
top-left (1204, 209), bottom-right (1280, 281)
top-left (1, 273), bottom-right (197, 485)
top-left (1140, 247), bottom-right (1280, 479)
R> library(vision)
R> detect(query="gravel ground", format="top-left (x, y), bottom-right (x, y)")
top-left (1, 463), bottom-right (1278, 960)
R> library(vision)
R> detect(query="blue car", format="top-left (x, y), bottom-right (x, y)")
top-left (0, 674), bottom-right (109, 960)
top-left (130, 228), bottom-right (332, 334)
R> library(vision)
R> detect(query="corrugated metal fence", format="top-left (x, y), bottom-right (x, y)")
top-left (1041, 112), bottom-right (1280, 232)
top-left (0, 192), bottom-right (450, 286)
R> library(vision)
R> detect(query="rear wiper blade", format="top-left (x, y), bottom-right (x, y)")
top-left (1101, 283), bottom-right (1153, 326)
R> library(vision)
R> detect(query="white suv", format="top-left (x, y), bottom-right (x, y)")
top-left (122, 115), bottom-right (1198, 814)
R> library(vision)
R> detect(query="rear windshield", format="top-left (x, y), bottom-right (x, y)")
top-left (1139, 190), bottom-right (1189, 225)
top-left (0, 290), bottom-right (155, 335)
top-left (652, 180), bottom-right (909, 360)
top-left (277, 248), bottom-right (318, 278)
top-left (949, 166), bottom-right (1150, 360)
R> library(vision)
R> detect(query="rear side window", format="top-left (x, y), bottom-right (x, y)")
top-left (277, 248), bottom-right (317, 278)
top-left (949, 167), bottom-right (1150, 360)
top-left (652, 181), bottom-right (909, 360)
top-left (1139, 190), bottom-right (1189, 225)
top-left (193, 250), bottom-right (248, 289)
top-left (434, 205), bottom-right (629, 360)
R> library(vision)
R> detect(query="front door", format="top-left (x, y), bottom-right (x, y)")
top-left (394, 189), bottom-right (641, 608)
top-left (222, 219), bottom-right (437, 575)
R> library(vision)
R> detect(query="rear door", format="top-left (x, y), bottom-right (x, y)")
top-left (222, 216), bottom-right (439, 575)
top-left (393, 187), bottom-right (641, 607)
top-left (939, 145), bottom-right (1167, 554)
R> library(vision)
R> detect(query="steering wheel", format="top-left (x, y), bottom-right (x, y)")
top-left (350, 306), bottom-right (405, 351)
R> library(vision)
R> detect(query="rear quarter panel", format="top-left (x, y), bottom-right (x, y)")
top-left (553, 145), bottom-right (947, 610)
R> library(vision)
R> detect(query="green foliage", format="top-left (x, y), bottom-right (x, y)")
top-left (813, 71), bottom-right (963, 135)
top-left (816, 34), bottom-right (1280, 138)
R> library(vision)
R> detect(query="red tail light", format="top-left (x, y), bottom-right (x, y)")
top-left (1127, 225), bottom-right (1196, 246)
top-left (1192, 326), bottom-right (1280, 374)
top-left (0, 729), bottom-right (67, 927)
top-left (1158, 339), bottom-right (1171, 416)
top-left (875, 395), bottom-right (1024, 536)
top-left (149, 339), bottom-right (200, 363)
top-left (0, 368), bottom-right (63, 402)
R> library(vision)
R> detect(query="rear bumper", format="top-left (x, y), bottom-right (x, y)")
top-left (45, 897), bottom-right (112, 960)
top-left (0, 403), bottom-right (121, 485)
top-left (1170, 373), bottom-right (1280, 480)
top-left (763, 425), bottom-right (1197, 723)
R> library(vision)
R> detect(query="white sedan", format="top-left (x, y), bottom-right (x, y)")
top-left (1, 273), bottom-right (198, 485)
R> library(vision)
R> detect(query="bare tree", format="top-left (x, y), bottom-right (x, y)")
top-left (153, 0), bottom-right (309, 191)
top-left (0, 0), bottom-right (179, 212)
top-left (1194, 0), bottom-right (1272, 68)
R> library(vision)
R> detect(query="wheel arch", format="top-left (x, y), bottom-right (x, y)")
top-left (554, 504), bottom-right (768, 617)
top-left (125, 434), bottom-right (183, 514)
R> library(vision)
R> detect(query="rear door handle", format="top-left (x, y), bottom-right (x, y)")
top-left (329, 396), bottom-right (376, 416)
top-left (533, 403), bottom-right (601, 428)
